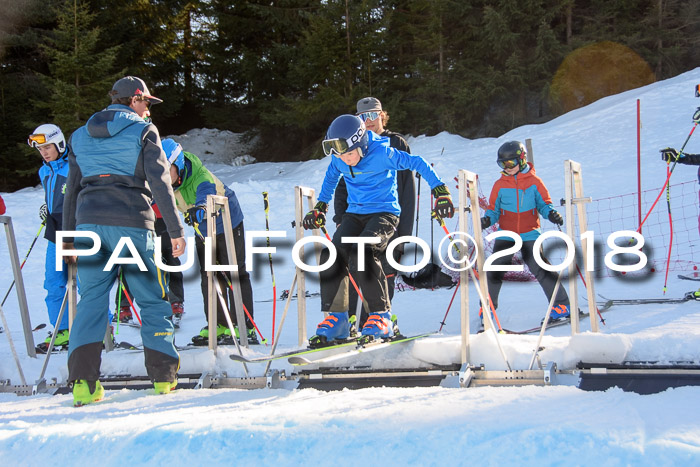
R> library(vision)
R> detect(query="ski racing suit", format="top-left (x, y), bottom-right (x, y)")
top-left (39, 150), bottom-right (70, 331)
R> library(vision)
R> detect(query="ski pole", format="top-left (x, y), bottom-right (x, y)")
top-left (663, 162), bottom-right (674, 294)
top-left (119, 280), bottom-right (142, 325)
top-left (438, 278), bottom-right (460, 332)
top-left (319, 226), bottom-right (366, 306)
top-left (636, 121), bottom-right (697, 233)
top-left (435, 213), bottom-right (503, 331)
top-left (262, 192), bottom-right (278, 345)
top-left (556, 225), bottom-right (605, 324)
top-left (193, 224), bottom-right (268, 344)
top-left (414, 173), bottom-right (421, 264)
top-left (1, 222), bottom-right (45, 307)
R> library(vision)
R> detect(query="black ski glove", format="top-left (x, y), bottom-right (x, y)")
top-left (693, 107), bottom-right (700, 124)
top-left (39, 203), bottom-right (48, 223)
top-left (184, 205), bottom-right (206, 226)
top-left (481, 216), bottom-right (491, 230)
top-left (661, 148), bottom-right (681, 163)
top-left (432, 185), bottom-right (454, 219)
top-left (548, 210), bottom-right (564, 225)
top-left (302, 201), bottom-right (328, 230)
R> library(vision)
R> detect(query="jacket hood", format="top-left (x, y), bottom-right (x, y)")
top-left (86, 104), bottom-right (145, 139)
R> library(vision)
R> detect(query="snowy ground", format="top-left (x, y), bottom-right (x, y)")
top-left (1, 69), bottom-right (700, 463)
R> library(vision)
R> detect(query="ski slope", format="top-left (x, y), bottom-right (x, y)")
top-left (1, 69), bottom-right (700, 464)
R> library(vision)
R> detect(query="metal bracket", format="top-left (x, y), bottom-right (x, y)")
top-left (459, 363), bottom-right (474, 388)
top-left (543, 362), bottom-right (557, 385)
top-left (266, 369), bottom-right (284, 389)
top-left (195, 372), bottom-right (215, 389)
top-left (559, 197), bottom-right (592, 206)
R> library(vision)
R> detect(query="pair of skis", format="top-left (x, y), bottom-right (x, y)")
top-left (229, 332), bottom-right (435, 366)
top-left (502, 292), bottom-right (693, 335)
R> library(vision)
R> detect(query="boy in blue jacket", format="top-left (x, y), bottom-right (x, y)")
top-left (29, 124), bottom-right (71, 352)
top-left (302, 114), bottom-right (453, 345)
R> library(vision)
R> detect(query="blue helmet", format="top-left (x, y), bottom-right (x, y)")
top-left (162, 138), bottom-right (184, 172)
top-left (322, 114), bottom-right (368, 158)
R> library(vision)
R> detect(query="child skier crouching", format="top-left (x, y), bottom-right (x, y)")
top-left (162, 139), bottom-right (259, 345)
top-left (480, 141), bottom-right (570, 325)
top-left (302, 114), bottom-right (454, 345)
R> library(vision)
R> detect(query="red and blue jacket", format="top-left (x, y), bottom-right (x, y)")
top-left (484, 163), bottom-right (555, 242)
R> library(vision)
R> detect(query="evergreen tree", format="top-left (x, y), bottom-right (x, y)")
top-left (36, 0), bottom-right (122, 133)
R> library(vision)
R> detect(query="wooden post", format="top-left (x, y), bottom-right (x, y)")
top-left (206, 194), bottom-right (249, 348)
top-left (564, 160), bottom-right (598, 334)
top-left (457, 170), bottom-right (471, 365)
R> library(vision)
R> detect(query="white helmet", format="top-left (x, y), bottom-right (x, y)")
top-left (28, 124), bottom-right (66, 153)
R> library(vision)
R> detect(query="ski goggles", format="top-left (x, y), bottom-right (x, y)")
top-left (497, 158), bottom-right (520, 169)
top-left (696, 84), bottom-right (700, 98)
top-left (27, 134), bottom-right (48, 147)
top-left (322, 125), bottom-right (366, 157)
top-left (358, 111), bottom-right (380, 122)
top-left (322, 138), bottom-right (351, 157)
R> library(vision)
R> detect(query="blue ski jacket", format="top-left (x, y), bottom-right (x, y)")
top-left (318, 131), bottom-right (443, 216)
top-left (64, 104), bottom-right (184, 240)
top-left (39, 150), bottom-right (70, 243)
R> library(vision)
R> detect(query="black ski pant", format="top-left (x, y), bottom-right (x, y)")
top-left (194, 222), bottom-right (254, 329)
top-left (347, 240), bottom-right (402, 328)
top-left (487, 238), bottom-right (570, 310)
top-left (115, 217), bottom-right (184, 308)
top-left (320, 212), bottom-right (399, 315)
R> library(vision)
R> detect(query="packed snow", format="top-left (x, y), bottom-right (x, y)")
top-left (1, 69), bottom-right (700, 464)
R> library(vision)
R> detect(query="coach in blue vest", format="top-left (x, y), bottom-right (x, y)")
top-left (63, 76), bottom-right (186, 406)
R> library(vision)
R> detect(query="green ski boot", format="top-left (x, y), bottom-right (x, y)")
top-left (154, 379), bottom-right (178, 394)
top-left (73, 380), bottom-right (104, 407)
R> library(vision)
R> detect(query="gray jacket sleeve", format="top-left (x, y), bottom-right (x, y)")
top-left (142, 127), bottom-right (185, 239)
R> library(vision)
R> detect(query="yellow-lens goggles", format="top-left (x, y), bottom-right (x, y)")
top-left (28, 134), bottom-right (48, 147)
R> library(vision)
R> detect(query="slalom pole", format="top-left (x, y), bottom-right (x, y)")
top-left (663, 162), bottom-right (674, 294)
top-left (262, 192), bottom-right (278, 345)
top-left (435, 213), bottom-right (503, 331)
top-left (193, 224), bottom-right (268, 344)
top-left (319, 226), bottom-right (366, 305)
top-left (636, 122), bottom-right (697, 233)
top-left (1, 222), bottom-right (45, 307)
top-left (414, 173), bottom-right (421, 264)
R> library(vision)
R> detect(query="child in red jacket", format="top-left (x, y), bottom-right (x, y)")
top-left (480, 141), bottom-right (570, 325)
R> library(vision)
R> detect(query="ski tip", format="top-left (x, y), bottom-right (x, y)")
top-left (229, 354), bottom-right (250, 363)
top-left (288, 356), bottom-right (313, 365)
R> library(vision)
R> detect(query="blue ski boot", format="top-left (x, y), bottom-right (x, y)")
top-left (309, 311), bottom-right (350, 347)
top-left (543, 304), bottom-right (570, 324)
top-left (361, 311), bottom-right (394, 339)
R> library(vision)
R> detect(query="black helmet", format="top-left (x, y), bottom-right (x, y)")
top-left (497, 141), bottom-right (527, 171)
